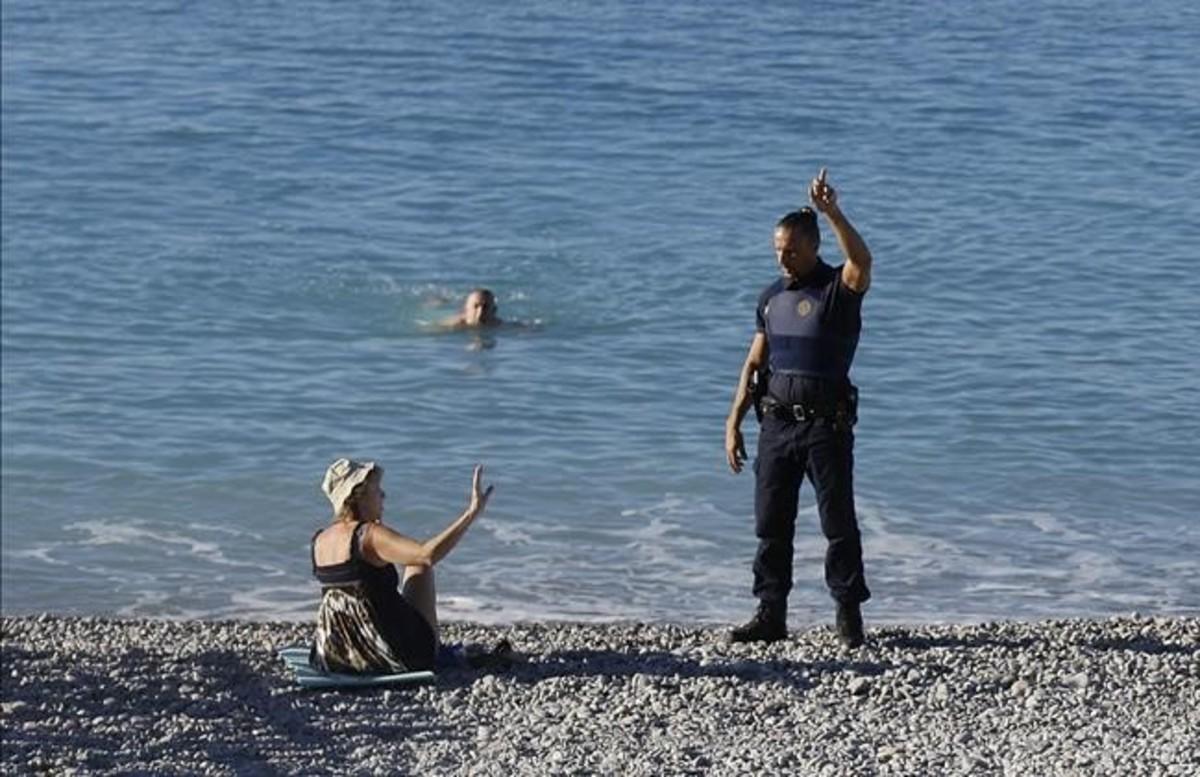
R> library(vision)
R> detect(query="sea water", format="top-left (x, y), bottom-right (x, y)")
top-left (3, 0), bottom-right (1198, 624)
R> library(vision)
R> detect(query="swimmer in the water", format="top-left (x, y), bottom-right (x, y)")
top-left (440, 289), bottom-right (502, 330)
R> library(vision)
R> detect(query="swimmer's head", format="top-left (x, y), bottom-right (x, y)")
top-left (462, 289), bottom-right (499, 326)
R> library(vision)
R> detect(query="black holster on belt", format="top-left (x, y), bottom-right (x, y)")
top-left (750, 368), bottom-right (768, 424)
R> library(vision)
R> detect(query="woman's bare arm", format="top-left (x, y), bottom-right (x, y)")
top-left (365, 465), bottom-right (494, 567)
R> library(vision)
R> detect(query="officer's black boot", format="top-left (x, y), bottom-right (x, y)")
top-left (730, 601), bottom-right (787, 643)
top-left (835, 601), bottom-right (865, 648)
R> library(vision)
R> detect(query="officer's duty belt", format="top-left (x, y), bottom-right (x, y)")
top-left (760, 396), bottom-right (856, 425)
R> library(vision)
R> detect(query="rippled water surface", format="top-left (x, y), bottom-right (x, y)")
top-left (4, 1), bottom-right (1199, 624)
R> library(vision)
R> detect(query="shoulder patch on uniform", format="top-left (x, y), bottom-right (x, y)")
top-left (796, 298), bottom-right (813, 317)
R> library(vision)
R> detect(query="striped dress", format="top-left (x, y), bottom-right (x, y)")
top-left (310, 522), bottom-right (437, 673)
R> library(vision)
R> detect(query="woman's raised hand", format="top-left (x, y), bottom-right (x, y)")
top-left (469, 464), bottom-right (495, 516)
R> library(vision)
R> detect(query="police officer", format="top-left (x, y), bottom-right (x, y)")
top-left (725, 168), bottom-right (873, 647)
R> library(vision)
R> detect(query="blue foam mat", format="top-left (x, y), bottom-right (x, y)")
top-left (278, 645), bottom-right (436, 689)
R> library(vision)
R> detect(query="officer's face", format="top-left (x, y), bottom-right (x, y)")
top-left (774, 227), bottom-right (816, 277)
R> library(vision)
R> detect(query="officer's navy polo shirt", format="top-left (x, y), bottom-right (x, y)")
top-left (756, 259), bottom-right (863, 403)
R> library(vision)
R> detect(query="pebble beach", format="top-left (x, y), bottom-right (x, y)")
top-left (2, 614), bottom-right (1197, 775)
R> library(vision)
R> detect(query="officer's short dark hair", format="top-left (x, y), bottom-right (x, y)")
top-left (776, 207), bottom-right (820, 249)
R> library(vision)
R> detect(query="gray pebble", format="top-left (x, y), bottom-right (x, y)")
top-left (2, 613), bottom-right (1197, 776)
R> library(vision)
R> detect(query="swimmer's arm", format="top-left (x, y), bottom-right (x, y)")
top-left (725, 333), bottom-right (767, 473)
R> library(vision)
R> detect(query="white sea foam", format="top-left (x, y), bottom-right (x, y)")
top-left (226, 587), bottom-right (315, 622)
top-left (64, 520), bottom-right (266, 571)
top-left (9, 546), bottom-right (69, 566)
top-left (4, 493), bottom-right (1195, 624)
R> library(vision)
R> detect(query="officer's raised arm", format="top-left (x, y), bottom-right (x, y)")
top-left (810, 168), bottom-right (873, 294)
top-left (725, 332), bottom-right (767, 474)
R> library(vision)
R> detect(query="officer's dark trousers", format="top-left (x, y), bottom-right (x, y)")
top-left (753, 413), bottom-right (871, 609)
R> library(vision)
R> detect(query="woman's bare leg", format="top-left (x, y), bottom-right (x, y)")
top-left (401, 565), bottom-right (438, 639)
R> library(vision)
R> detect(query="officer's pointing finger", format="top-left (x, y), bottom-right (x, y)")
top-left (818, 167), bottom-right (828, 184)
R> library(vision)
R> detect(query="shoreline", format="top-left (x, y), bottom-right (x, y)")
top-left (3, 614), bottom-right (1197, 775)
top-left (6, 604), bottom-right (1198, 627)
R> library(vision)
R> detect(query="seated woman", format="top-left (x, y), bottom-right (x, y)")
top-left (310, 458), bottom-right (493, 673)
